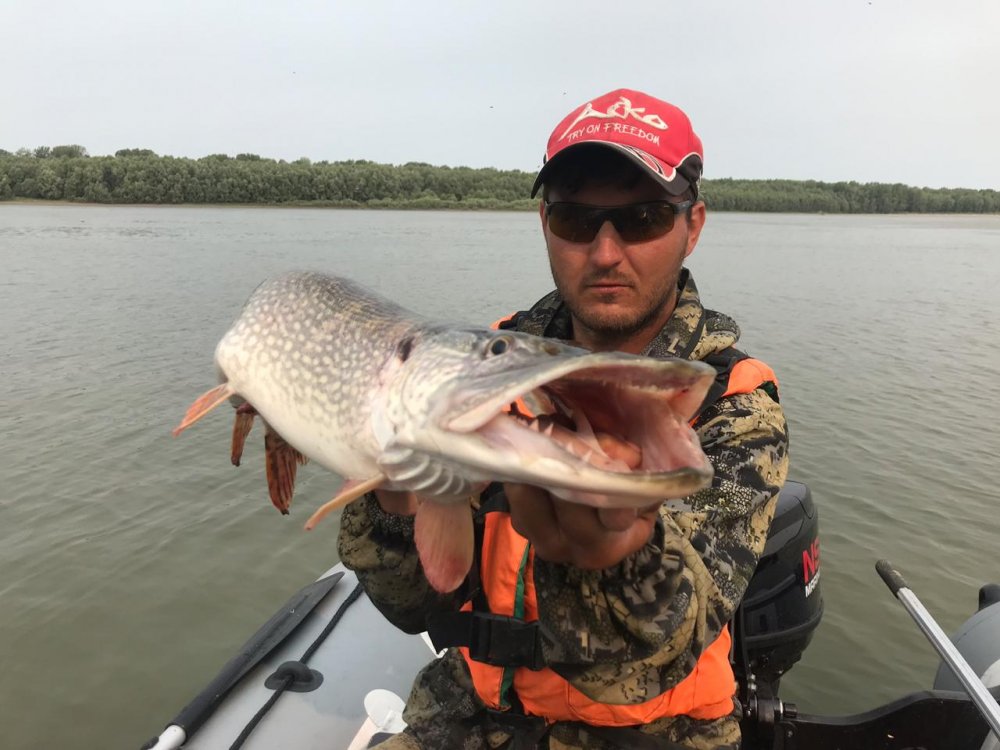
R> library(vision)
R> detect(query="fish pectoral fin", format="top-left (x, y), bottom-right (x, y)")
top-left (303, 475), bottom-right (386, 531)
top-left (414, 500), bottom-right (474, 594)
top-left (230, 405), bottom-right (257, 467)
top-left (264, 426), bottom-right (306, 515)
top-left (172, 383), bottom-right (235, 436)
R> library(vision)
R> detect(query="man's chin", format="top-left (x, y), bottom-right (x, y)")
top-left (573, 308), bottom-right (649, 338)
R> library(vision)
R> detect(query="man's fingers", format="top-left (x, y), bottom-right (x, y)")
top-left (374, 488), bottom-right (419, 516)
top-left (550, 502), bottom-right (648, 569)
top-left (551, 501), bottom-right (610, 545)
top-left (505, 483), bottom-right (571, 563)
top-left (561, 511), bottom-right (655, 570)
top-left (504, 474), bottom-right (661, 568)
top-left (597, 507), bottom-right (640, 531)
top-left (596, 433), bottom-right (642, 468)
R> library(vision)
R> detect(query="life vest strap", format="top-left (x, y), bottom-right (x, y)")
top-left (427, 611), bottom-right (546, 670)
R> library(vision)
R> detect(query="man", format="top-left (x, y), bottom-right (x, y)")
top-left (338, 88), bottom-right (788, 749)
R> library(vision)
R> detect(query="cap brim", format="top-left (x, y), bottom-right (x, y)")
top-left (530, 141), bottom-right (697, 198)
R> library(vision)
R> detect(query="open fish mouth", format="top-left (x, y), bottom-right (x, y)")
top-left (436, 355), bottom-right (716, 504)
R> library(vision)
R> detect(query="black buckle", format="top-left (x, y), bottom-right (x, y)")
top-left (469, 613), bottom-right (546, 670)
top-left (427, 611), bottom-right (548, 670)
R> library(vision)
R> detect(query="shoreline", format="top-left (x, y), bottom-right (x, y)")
top-left (0, 198), bottom-right (534, 211)
top-left (2, 198), bottom-right (997, 216)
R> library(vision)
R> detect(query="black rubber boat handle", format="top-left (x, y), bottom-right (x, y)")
top-left (876, 559), bottom-right (907, 596)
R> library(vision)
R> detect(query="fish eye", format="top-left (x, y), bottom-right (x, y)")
top-left (486, 335), bottom-right (513, 357)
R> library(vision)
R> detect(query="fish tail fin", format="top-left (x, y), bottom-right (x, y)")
top-left (172, 383), bottom-right (234, 436)
top-left (303, 475), bottom-right (386, 530)
top-left (415, 500), bottom-right (474, 594)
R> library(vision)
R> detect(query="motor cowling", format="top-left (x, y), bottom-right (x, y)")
top-left (733, 480), bottom-right (824, 690)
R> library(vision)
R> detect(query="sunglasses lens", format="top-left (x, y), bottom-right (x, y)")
top-left (546, 202), bottom-right (680, 243)
top-left (546, 204), bottom-right (600, 242)
top-left (614, 203), bottom-right (676, 242)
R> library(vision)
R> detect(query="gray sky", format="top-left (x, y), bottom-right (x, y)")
top-left (3, 0), bottom-right (998, 190)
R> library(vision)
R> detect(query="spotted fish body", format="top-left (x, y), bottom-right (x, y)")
top-left (215, 274), bottom-right (415, 481)
top-left (178, 271), bottom-right (718, 592)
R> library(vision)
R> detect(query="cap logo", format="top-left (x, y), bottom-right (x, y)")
top-left (558, 96), bottom-right (669, 143)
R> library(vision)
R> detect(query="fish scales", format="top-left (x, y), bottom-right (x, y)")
top-left (217, 273), bottom-right (421, 476)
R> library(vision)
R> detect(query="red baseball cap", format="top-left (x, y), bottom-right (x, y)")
top-left (531, 88), bottom-right (704, 199)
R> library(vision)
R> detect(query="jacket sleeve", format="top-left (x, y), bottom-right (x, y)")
top-left (533, 388), bottom-right (789, 703)
top-left (337, 494), bottom-right (463, 633)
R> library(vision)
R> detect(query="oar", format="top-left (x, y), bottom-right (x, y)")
top-left (876, 559), bottom-right (1000, 740)
top-left (142, 570), bottom-right (345, 750)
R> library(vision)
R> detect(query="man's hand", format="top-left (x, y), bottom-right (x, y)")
top-left (374, 488), bottom-right (419, 516)
top-left (505, 434), bottom-right (661, 570)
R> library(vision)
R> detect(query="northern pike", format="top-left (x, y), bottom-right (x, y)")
top-left (174, 272), bottom-right (716, 592)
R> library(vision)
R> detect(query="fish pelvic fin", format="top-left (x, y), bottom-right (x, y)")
top-left (230, 404), bottom-right (257, 467)
top-left (414, 500), bottom-right (474, 594)
top-left (264, 425), bottom-right (307, 515)
top-left (303, 475), bottom-right (386, 531)
top-left (172, 383), bottom-right (234, 436)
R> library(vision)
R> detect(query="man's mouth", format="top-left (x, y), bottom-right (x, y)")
top-left (588, 282), bottom-right (631, 292)
top-left (586, 277), bottom-right (632, 289)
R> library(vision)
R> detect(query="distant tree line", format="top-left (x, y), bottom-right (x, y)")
top-left (701, 178), bottom-right (1000, 214)
top-left (1, 145), bottom-right (998, 213)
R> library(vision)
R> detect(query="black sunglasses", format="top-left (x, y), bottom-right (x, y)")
top-left (544, 200), bottom-right (693, 244)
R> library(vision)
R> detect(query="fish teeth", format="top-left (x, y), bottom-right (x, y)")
top-left (549, 392), bottom-right (574, 418)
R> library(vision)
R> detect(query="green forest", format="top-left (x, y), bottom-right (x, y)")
top-left (2, 145), bottom-right (998, 213)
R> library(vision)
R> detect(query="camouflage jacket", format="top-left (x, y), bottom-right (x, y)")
top-left (338, 269), bottom-right (789, 749)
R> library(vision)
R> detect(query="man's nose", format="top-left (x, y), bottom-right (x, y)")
top-left (589, 221), bottom-right (627, 266)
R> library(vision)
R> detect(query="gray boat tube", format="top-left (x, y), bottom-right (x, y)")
top-left (142, 571), bottom-right (345, 750)
top-left (877, 559), bottom-right (1000, 741)
top-left (143, 563), bottom-right (438, 750)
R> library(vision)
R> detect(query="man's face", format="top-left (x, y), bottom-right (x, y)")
top-left (541, 171), bottom-right (705, 353)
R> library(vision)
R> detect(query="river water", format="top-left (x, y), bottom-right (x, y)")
top-left (1, 205), bottom-right (998, 749)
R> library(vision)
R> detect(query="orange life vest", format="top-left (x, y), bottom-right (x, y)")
top-left (451, 318), bottom-right (779, 725)
top-left (459, 515), bottom-right (737, 724)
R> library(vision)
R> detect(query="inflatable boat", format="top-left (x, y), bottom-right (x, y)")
top-left (142, 481), bottom-right (1000, 749)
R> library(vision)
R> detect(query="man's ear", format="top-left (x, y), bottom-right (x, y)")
top-left (684, 202), bottom-right (706, 258)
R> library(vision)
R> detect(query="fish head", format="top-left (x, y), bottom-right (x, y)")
top-left (375, 326), bottom-right (717, 508)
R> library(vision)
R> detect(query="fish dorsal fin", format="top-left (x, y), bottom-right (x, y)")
top-left (304, 475), bottom-right (386, 530)
top-left (264, 425), bottom-right (308, 515)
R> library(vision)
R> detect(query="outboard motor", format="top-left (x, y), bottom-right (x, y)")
top-left (734, 480), bottom-right (824, 731)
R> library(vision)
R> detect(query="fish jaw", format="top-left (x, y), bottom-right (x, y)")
top-left (407, 377), bottom-right (712, 509)
top-left (377, 328), bottom-right (716, 508)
